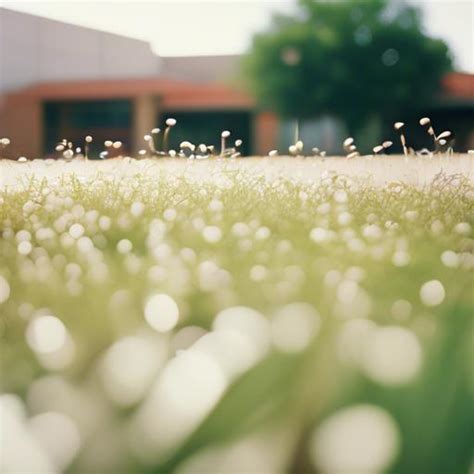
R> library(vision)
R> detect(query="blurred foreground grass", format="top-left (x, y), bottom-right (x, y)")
top-left (0, 157), bottom-right (473, 473)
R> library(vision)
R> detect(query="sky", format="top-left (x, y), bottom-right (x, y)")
top-left (2, 0), bottom-right (473, 72)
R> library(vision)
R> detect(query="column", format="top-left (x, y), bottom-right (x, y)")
top-left (133, 95), bottom-right (158, 154)
top-left (253, 111), bottom-right (279, 156)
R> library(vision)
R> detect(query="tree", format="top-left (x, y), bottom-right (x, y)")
top-left (243, 0), bottom-right (453, 138)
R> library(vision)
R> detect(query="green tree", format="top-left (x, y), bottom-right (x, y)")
top-left (243, 0), bottom-right (452, 139)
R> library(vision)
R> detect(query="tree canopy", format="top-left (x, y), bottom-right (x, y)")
top-left (243, 0), bottom-right (453, 134)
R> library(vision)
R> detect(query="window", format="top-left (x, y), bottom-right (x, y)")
top-left (43, 99), bottom-right (132, 157)
top-left (159, 110), bottom-right (252, 155)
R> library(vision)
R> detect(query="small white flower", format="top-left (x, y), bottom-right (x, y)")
top-left (0, 275), bottom-right (10, 303)
top-left (454, 222), bottom-right (471, 235)
top-left (18, 241), bottom-right (33, 255)
top-left (130, 201), bottom-right (145, 217)
top-left (144, 293), bottom-right (179, 332)
top-left (249, 265), bottom-right (267, 281)
top-left (310, 227), bottom-right (330, 243)
top-left (117, 239), bottom-right (133, 254)
top-left (392, 251), bottom-right (410, 267)
top-left (441, 250), bottom-right (459, 268)
top-left (208, 199), bottom-right (223, 212)
top-left (69, 223), bottom-right (85, 240)
top-left (420, 280), bottom-right (445, 307)
top-left (419, 117), bottom-right (431, 126)
top-left (202, 226), bottom-right (222, 243)
top-left (163, 208), bottom-right (177, 221)
top-left (255, 226), bottom-right (271, 240)
top-left (309, 405), bottom-right (399, 473)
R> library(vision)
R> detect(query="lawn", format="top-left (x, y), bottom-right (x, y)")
top-left (1, 156), bottom-right (473, 473)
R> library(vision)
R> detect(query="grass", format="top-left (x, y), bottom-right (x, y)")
top-left (0, 155), bottom-right (473, 473)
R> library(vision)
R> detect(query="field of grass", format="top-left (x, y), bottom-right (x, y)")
top-left (1, 156), bottom-right (473, 473)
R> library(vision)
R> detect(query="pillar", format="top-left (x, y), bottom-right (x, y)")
top-left (253, 111), bottom-right (279, 156)
top-left (0, 95), bottom-right (42, 159)
top-left (133, 95), bottom-right (158, 153)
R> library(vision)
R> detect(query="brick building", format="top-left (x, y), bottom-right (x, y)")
top-left (0, 8), bottom-right (276, 158)
top-left (0, 7), bottom-right (472, 158)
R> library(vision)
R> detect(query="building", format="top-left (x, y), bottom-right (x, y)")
top-left (0, 7), bottom-right (472, 159)
top-left (0, 8), bottom-right (276, 158)
top-left (416, 72), bottom-right (474, 151)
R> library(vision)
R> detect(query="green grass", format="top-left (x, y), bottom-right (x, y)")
top-left (0, 157), bottom-right (473, 473)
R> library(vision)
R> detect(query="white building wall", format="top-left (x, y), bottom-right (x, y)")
top-left (0, 8), bottom-right (160, 92)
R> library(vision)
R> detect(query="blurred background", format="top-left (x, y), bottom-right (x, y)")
top-left (0, 0), bottom-right (473, 158)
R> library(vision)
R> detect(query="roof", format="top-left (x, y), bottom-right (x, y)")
top-left (441, 72), bottom-right (474, 100)
top-left (2, 77), bottom-right (254, 110)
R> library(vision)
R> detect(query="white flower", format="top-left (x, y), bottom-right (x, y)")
top-left (420, 280), bottom-right (445, 306)
top-left (441, 250), bottom-right (459, 268)
top-left (0, 275), bottom-right (10, 303)
top-left (310, 405), bottom-right (399, 473)
top-left (362, 326), bottom-right (422, 385)
top-left (202, 226), bottom-right (222, 243)
top-left (117, 239), bottom-right (133, 254)
top-left (144, 294), bottom-right (179, 332)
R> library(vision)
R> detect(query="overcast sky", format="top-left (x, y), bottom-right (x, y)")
top-left (2, 0), bottom-right (473, 72)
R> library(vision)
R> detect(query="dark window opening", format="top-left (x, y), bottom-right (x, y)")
top-left (43, 99), bottom-right (132, 158)
top-left (159, 110), bottom-right (252, 155)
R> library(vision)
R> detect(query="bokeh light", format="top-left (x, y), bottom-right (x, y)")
top-left (144, 294), bottom-right (180, 332)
